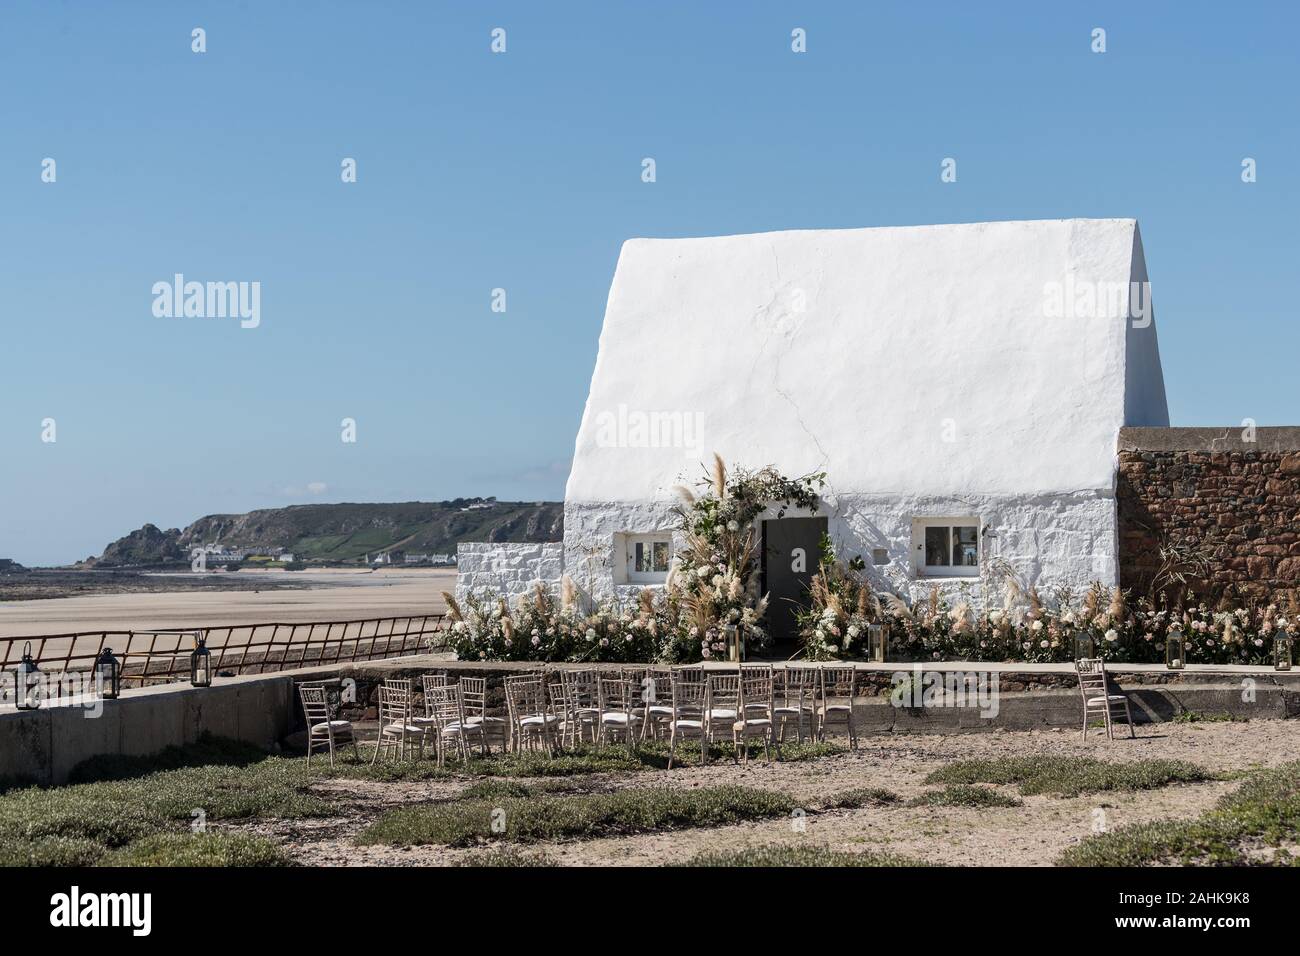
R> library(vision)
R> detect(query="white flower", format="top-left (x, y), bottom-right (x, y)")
top-left (695, 567), bottom-right (709, 579)
top-left (727, 520), bottom-right (739, 532)
top-left (530, 636), bottom-right (540, 647)
top-left (847, 625), bottom-right (860, 638)
top-left (1031, 620), bottom-right (1044, 632)
top-left (585, 628), bottom-right (596, 642)
top-left (1039, 640), bottom-right (1049, 649)
top-left (1104, 629), bottom-right (1118, 643)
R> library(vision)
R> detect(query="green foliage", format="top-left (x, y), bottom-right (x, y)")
top-left (68, 732), bottom-right (268, 784)
top-left (1170, 710), bottom-right (1246, 724)
top-left (686, 845), bottom-right (931, 867)
top-left (1061, 761), bottom-right (1300, 866)
top-left (313, 741), bottom-right (843, 782)
top-left (357, 785), bottom-right (795, 847)
top-left (927, 756), bottom-right (1213, 798)
top-left (108, 832), bottom-right (293, 867)
top-left (0, 736), bottom-right (327, 867)
top-left (819, 787), bottom-right (900, 809)
top-left (453, 848), bottom-right (558, 867)
top-left (907, 784), bottom-right (1023, 808)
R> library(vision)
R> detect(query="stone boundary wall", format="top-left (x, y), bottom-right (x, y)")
top-left (290, 657), bottom-right (1300, 733)
top-left (455, 541), bottom-right (562, 602)
top-left (1117, 427), bottom-right (1300, 603)
top-left (0, 673), bottom-right (293, 786)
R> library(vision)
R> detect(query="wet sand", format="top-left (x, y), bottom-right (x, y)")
top-left (0, 569), bottom-right (454, 640)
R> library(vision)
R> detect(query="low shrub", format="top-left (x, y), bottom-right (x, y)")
top-left (453, 847), bottom-right (558, 867)
top-left (820, 787), bottom-right (900, 809)
top-left (908, 785), bottom-right (1022, 808)
top-left (357, 785), bottom-right (795, 847)
top-left (1061, 760), bottom-right (1300, 866)
top-left (108, 832), bottom-right (293, 867)
top-left (687, 845), bottom-right (931, 867)
top-left (927, 756), bottom-right (1213, 798)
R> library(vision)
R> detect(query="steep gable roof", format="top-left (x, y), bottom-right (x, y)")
top-left (567, 218), bottom-right (1167, 503)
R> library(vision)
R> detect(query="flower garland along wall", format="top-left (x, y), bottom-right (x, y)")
top-left (441, 458), bottom-right (1298, 666)
top-left (442, 456), bottom-right (824, 664)
top-left (798, 538), bottom-right (1299, 666)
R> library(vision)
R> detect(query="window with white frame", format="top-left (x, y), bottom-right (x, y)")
top-left (617, 533), bottom-right (673, 584)
top-left (911, 518), bottom-right (980, 577)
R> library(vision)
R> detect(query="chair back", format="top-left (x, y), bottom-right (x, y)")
top-left (740, 672), bottom-right (775, 716)
top-left (1075, 658), bottom-right (1107, 699)
top-left (549, 681), bottom-right (571, 712)
top-left (670, 674), bottom-right (708, 718)
top-left (820, 666), bottom-right (856, 703)
top-left (563, 669), bottom-right (599, 708)
top-left (707, 673), bottom-right (741, 714)
top-left (599, 676), bottom-right (637, 714)
top-left (299, 684), bottom-right (330, 725)
top-left (506, 678), bottom-right (549, 719)
top-left (643, 667), bottom-right (673, 707)
top-left (779, 666), bottom-right (817, 701)
top-left (427, 684), bottom-right (465, 729)
top-left (459, 676), bottom-right (490, 720)
top-left (377, 685), bottom-right (411, 727)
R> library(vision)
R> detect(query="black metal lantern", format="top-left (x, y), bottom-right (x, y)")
top-left (96, 647), bottom-right (121, 699)
top-left (867, 623), bottom-right (888, 663)
top-left (1275, 633), bottom-right (1293, 672)
top-left (190, 633), bottom-right (212, 687)
top-left (1165, 624), bottom-right (1186, 670)
top-left (1074, 632), bottom-right (1096, 661)
top-left (15, 641), bottom-right (42, 710)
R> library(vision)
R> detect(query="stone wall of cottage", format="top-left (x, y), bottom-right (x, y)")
top-left (455, 541), bottom-right (563, 602)
top-left (1117, 427), bottom-right (1300, 604)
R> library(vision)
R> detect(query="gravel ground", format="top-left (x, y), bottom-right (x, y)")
top-left (235, 719), bottom-right (1299, 867)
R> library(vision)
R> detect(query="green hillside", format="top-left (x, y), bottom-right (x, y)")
top-left (94, 499), bottom-right (562, 567)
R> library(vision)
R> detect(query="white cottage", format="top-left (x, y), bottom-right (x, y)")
top-left (551, 219), bottom-right (1168, 641)
top-left (456, 219), bottom-right (1168, 641)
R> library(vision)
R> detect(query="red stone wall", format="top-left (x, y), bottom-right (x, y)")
top-left (1117, 428), bottom-right (1300, 604)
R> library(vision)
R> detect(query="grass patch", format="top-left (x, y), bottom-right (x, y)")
top-left (820, 787), bottom-right (900, 810)
top-left (107, 832), bottom-right (293, 867)
top-left (0, 736), bottom-right (330, 867)
top-left (908, 784), bottom-right (1022, 808)
top-left (453, 847), bottom-right (558, 867)
top-left (313, 740), bottom-right (844, 782)
top-left (1061, 760), bottom-right (1300, 866)
top-left (357, 785), bottom-right (795, 847)
top-left (68, 733), bottom-right (269, 783)
top-left (927, 756), bottom-right (1214, 798)
top-left (686, 845), bottom-right (931, 867)
top-left (1170, 711), bottom-right (1247, 724)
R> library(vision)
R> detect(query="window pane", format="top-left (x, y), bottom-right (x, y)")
top-left (924, 527), bottom-right (950, 566)
top-left (652, 541), bottom-right (670, 572)
top-left (633, 542), bottom-right (647, 573)
top-left (953, 526), bottom-right (978, 566)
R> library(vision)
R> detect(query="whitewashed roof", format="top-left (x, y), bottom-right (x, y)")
top-left (567, 219), bottom-right (1168, 503)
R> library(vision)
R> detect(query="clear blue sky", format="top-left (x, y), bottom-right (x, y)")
top-left (2, 1), bottom-right (1296, 566)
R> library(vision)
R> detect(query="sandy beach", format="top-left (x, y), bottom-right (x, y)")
top-left (0, 568), bottom-right (454, 641)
